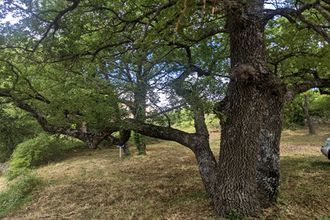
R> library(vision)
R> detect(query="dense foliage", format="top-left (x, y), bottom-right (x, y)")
top-left (0, 107), bottom-right (38, 162)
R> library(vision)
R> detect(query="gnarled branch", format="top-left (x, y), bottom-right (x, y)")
top-left (285, 77), bottom-right (330, 102)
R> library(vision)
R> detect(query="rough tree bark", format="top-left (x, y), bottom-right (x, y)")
top-left (256, 93), bottom-right (284, 207)
top-left (192, 110), bottom-right (218, 197)
top-left (213, 1), bottom-right (275, 215)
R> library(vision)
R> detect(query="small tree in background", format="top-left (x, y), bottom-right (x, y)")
top-left (283, 90), bottom-right (329, 134)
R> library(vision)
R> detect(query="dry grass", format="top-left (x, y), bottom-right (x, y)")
top-left (0, 176), bottom-right (6, 191)
top-left (277, 156), bottom-right (330, 220)
top-left (281, 125), bottom-right (330, 156)
top-left (4, 144), bottom-right (218, 220)
top-left (2, 125), bottom-right (330, 220)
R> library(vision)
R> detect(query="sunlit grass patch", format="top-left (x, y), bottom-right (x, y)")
top-left (280, 125), bottom-right (329, 156)
top-left (0, 176), bottom-right (6, 191)
top-left (281, 125), bottom-right (330, 146)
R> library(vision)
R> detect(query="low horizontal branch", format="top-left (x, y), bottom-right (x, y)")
top-left (125, 119), bottom-right (200, 150)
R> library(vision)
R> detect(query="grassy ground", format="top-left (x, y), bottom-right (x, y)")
top-left (0, 173), bottom-right (41, 218)
top-left (0, 125), bottom-right (329, 219)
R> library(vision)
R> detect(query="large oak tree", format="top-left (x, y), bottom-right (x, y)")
top-left (0, 0), bottom-right (329, 216)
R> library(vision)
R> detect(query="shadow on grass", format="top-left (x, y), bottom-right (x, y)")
top-left (281, 155), bottom-right (329, 169)
top-left (276, 155), bottom-right (330, 219)
top-left (310, 160), bottom-right (330, 169)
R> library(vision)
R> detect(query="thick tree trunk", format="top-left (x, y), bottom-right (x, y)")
top-left (215, 81), bottom-right (264, 215)
top-left (213, 2), bottom-right (271, 215)
top-left (122, 144), bottom-right (131, 156)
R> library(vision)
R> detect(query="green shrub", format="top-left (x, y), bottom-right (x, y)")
top-left (310, 95), bottom-right (330, 120)
top-left (0, 108), bottom-right (38, 163)
top-left (6, 133), bottom-right (83, 180)
top-left (0, 172), bottom-right (41, 218)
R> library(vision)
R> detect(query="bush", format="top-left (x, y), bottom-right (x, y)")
top-left (6, 133), bottom-right (83, 180)
top-left (283, 100), bottom-right (305, 128)
top-left (0, 108), bottom-right (38, 163)
top-left (0, 172), bottom-right (41, 218)
top-left (310, 95), bottom-right (330, 120)
top-left (283, 90), bottom-right (330, 128)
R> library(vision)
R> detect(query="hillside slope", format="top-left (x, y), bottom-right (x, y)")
top-left (2, 127), bottom-right (330, 219)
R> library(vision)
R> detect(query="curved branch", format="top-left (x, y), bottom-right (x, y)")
top-left (264, 1), bottom-right (320, 22)
top-left (268, 51), bottom-right (321, 75)
top-left (32, 0), bottom-right (81, 51)
top-left (297, 14), bottom-right (330, 43)
top-left (125, 119), bottom-right (199, 150)
top-left (13, 99), bottom-right (117, 148)
top-left (285, 77), bottom-right (330, 102)
top-left (263, 1), bottom-right (330, 43)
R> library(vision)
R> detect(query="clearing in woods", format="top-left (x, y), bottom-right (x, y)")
top-left (1, 126), bottom-right (329, 220)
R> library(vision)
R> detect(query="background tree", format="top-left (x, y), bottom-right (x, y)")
top-left (284, 90), bottom-right (330, 130)
top-left (103, 47), bottom-right (180, 155)
top-left (303, 94), bottom-right (316, 134)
